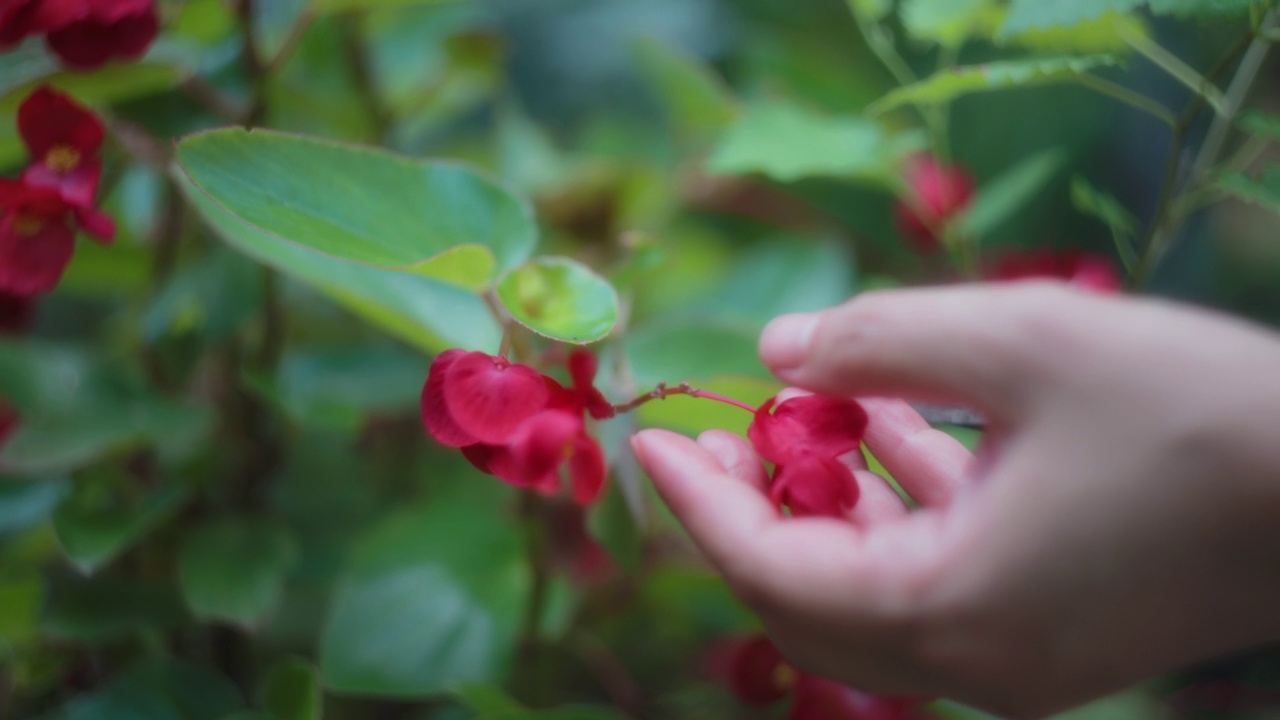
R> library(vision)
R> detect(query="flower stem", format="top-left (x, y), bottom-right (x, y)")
top-left (611, 382), bottom-right (757, 415)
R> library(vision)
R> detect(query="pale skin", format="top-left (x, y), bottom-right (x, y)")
top-left (630, 282), bottom-right (1280, 719)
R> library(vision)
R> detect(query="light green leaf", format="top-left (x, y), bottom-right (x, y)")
top-left (958, 149), bottom-right (1067, 238)
top-left (1071, 176), bottom-right (1137, 239)
top-left (901, 0), bottom-right (1002, 47)
top-left (179, 175), bottom-right (500, 354)
top-left (261, 657), bottom-right (322, 720)
top-left (845, 0), bottom-right (893, 20)
top-left (496, 257), bottom-right (619, 344)
top-left (0, 478), bottom-right (69, 534)
top-left (870, 56), bottom-right (1119, 113)
top-left (708, 101), bottom-right (911, 183)
top-left (627, 321), bottom-right (771, 385)
top-left (1002, 11), bottom-right (1149, 53)
top-left (54, 484), bottom-right (189, 574)
top-left (319, 486), bottom-right (527, 697)
top-left (632, 37), bottom-right (738, 146)
top-left (1001, 0), bottom-right (1263, 36)
top-left (1219, 165), bottom-right (1280, 214)
top-left (177, 129), bottom-right (536, 290)
top-left (1240, 111), bottom-right (1280, 138)
top-left (1146, 0), bottom-right (1270, 16)
top-left (691, 239), bottom-right (855, 330)
top-left (178, 518), bottom-right (297, 628)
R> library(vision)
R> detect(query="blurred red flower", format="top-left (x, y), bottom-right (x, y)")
top-left (748, 394), bottom-right (867, 518)
top-left (421, 348), bottom-right (611, 505)
top-left (986, 248), bottom-right (1122, 293)
top-left (18, 86), bottom-right (106, 209)
top-left (894, 154), bottom-right (975, 250)
top-left (717, 634), bottom-right (932, 720)
top-left (0, 0), bottom-right (158, 69)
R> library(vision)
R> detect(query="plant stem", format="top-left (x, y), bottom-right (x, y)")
top-left (1073, 74), bottom-right (1179, 128)
top-left (611, 382), bottom-right (756, 415)
top-left (1123, 26), bottom-right (1226, 115)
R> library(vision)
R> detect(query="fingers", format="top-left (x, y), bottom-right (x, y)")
top-left (631, 429), bottom-right (779, 576)
top-left (759, 284), bottom-right (1079, 419)
top-left (859, 398), bottom-right (975, 507)
top-left (697, 430), bottom-right (769, 493)
top-left (849, 469), bottom-right (910, 526)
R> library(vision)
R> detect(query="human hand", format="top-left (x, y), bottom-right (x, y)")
top-left (631, 282), bottom-right (1280, 718)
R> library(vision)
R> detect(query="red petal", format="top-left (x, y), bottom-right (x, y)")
top-left (73, 205), bottom-right (115, 243)
top-left (510, 410), bottom-right (580, 488)
top-left (568, 433), bottom-right (606, 505)
top-left (727, 636), bottom-right (793, 705)
top-left (894, 154), bottom-right (975, 250)
top-left (749, 395), bottom-right (867, 464)
top-left (17, 86), bottom-right (104, 159)
top-left (22, 159), bottom-right (103, 210)
top-left (771, 455), bottom-right (859, 519)
top-left (443, 352), bottom-right (551, 444)
top-left (461, 442), bottom-right (514, 481)
top-left (421, 349), bottom-right (477, 447)
top-left (0, 215), bottom-right (75, 296)
top-left (568, 349), bottom-right (614, 419)
top-left (44, 4), bottom-right (158, 70)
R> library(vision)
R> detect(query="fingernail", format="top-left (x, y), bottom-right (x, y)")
top-left (760, 313), bottom-right (820, 370)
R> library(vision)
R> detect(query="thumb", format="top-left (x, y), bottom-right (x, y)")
top-left (759, 283), bottom-right (1080, 420)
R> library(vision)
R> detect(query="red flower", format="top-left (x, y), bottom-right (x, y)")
top-left (0, 179), bottom-right (77, 296)
top-left (18, 86), bottom-right (106, 210)
top-left (0, 290), bottom-right (36, 333)
top-left (986, 248), bottom-right (1122, 293)
top-left (719, 634), bottom-right (931, 720)
top-left (0, 399), bottom-right (17, 449)
top-left (0, 0), bottom-right (159, 69)
top-left (45, 0), bottom-right (159, 70)
top-left (747, 395), bottom-right (867, 518)
top-left (894, 154), bottom-right (975, 250)
top-left (421, 349), bottom-right (611, 505)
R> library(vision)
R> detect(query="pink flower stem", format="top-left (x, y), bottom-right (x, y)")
top-left (611, 382), bottom-right (757, 415)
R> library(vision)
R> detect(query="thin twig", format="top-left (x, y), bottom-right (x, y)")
top-left (610, 382), bottom-right (756, 415)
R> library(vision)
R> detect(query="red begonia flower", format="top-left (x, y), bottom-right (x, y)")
top-left (720, 634), bottom-right (932, 720)
top-left (0, 0), bottom-right (82, 47)
top-left (44, 0), bottom-right (159, 70)
top-left (748, 395), bottom-right (867, 518)
top-left (986, 248), bottom-right (1122, 293)
top-left (894, 154), bottom-right (975, 250)
top-left (0, 290), bottom-right (36, 333)
top-left (509, 410), bottom-right (607, 505)
top-left (566, 349), bottom-right (614, 420)
top-left (18, 86), bottom-right (105, 210)
top-left (0, 179), bottom-right (77, 296)
top-left (424, 350), bottom-right (551, 445)
top-left (0, 399), bottom-right (17, 449)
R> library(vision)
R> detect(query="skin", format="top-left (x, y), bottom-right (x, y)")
top-left (630, 282), bottom-right (1280, 719)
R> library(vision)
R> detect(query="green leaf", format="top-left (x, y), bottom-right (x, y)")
top-left (178, 518), bottom-right (297, 628)
top-left (0, 570), bottom-right (42, 643)
top-left (143, 250), bottom-right (265, 344)
top-left (455, 685), bottom-right (525, 714)
top-left (55, 658), bottom-right (243, 720)
top-left (177, 129), bottom-right (536, 290)
top-left (901, 0), bottom-right (1003, 47)
top-left (1002, 11), bottom-right (1149, 53)
top-left (869, 56), bottom-right (1120, 112)
top-left (495, 257), bottom-right (619, 344)
top-left (632, 37), bottom-right (738, 147)
top-left (44, 576), bottom-right (188, 642)
top-left (1219, 164), bottom-right (1280, 215)
top-left (54, 483), bottom-right (189, 574)
top-left (845, 0), bottom-right (893, 20)
top-left (1240, 111), bottom-right (1280, 139)
top-left (319, 486), bottom-right (528, 697)
top-left (626, 321), bottom-right (771, 385)
top-left (0, 342), bottom-right (213, 475)
top-left (179, 175), bottom-right (500, 354)
top-left (1001, 0), bottom-right (1263, 36)
top-left (708, 101), bottom-right (911, 183)
top-left (0, 478), bottom-right (69, 534)
top-left (957, 149), bottom-right (1067, 238)
top-left (1071, 176), bottom-right (1137, 239)
top-left (260, 657), bottom-right (322, 720)
top-left (313, 0), bottom-right (461, 13)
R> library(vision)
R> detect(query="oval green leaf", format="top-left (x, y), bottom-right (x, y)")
top-left (177, 129), bottom-right (537, 290)
top-left (177, 518), bottom-right (298, 628)
top-left (496, 257), bottom-right (619, 344)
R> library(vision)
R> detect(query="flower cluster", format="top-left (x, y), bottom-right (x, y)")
top-left (893, 154), bottom-right (975, 250)
top-left (986, 248), bottom-right (1122, 293)
top-left (747, 394), bottom-right (868, 519)
top-left (716, 634), bottom-right (932, 720)
top-left (421, 349), bottom-right (614, 506)
top-left (0, 87), bottom-right (115, 299)
top-left (0, 0), bottom-right (159, 70)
